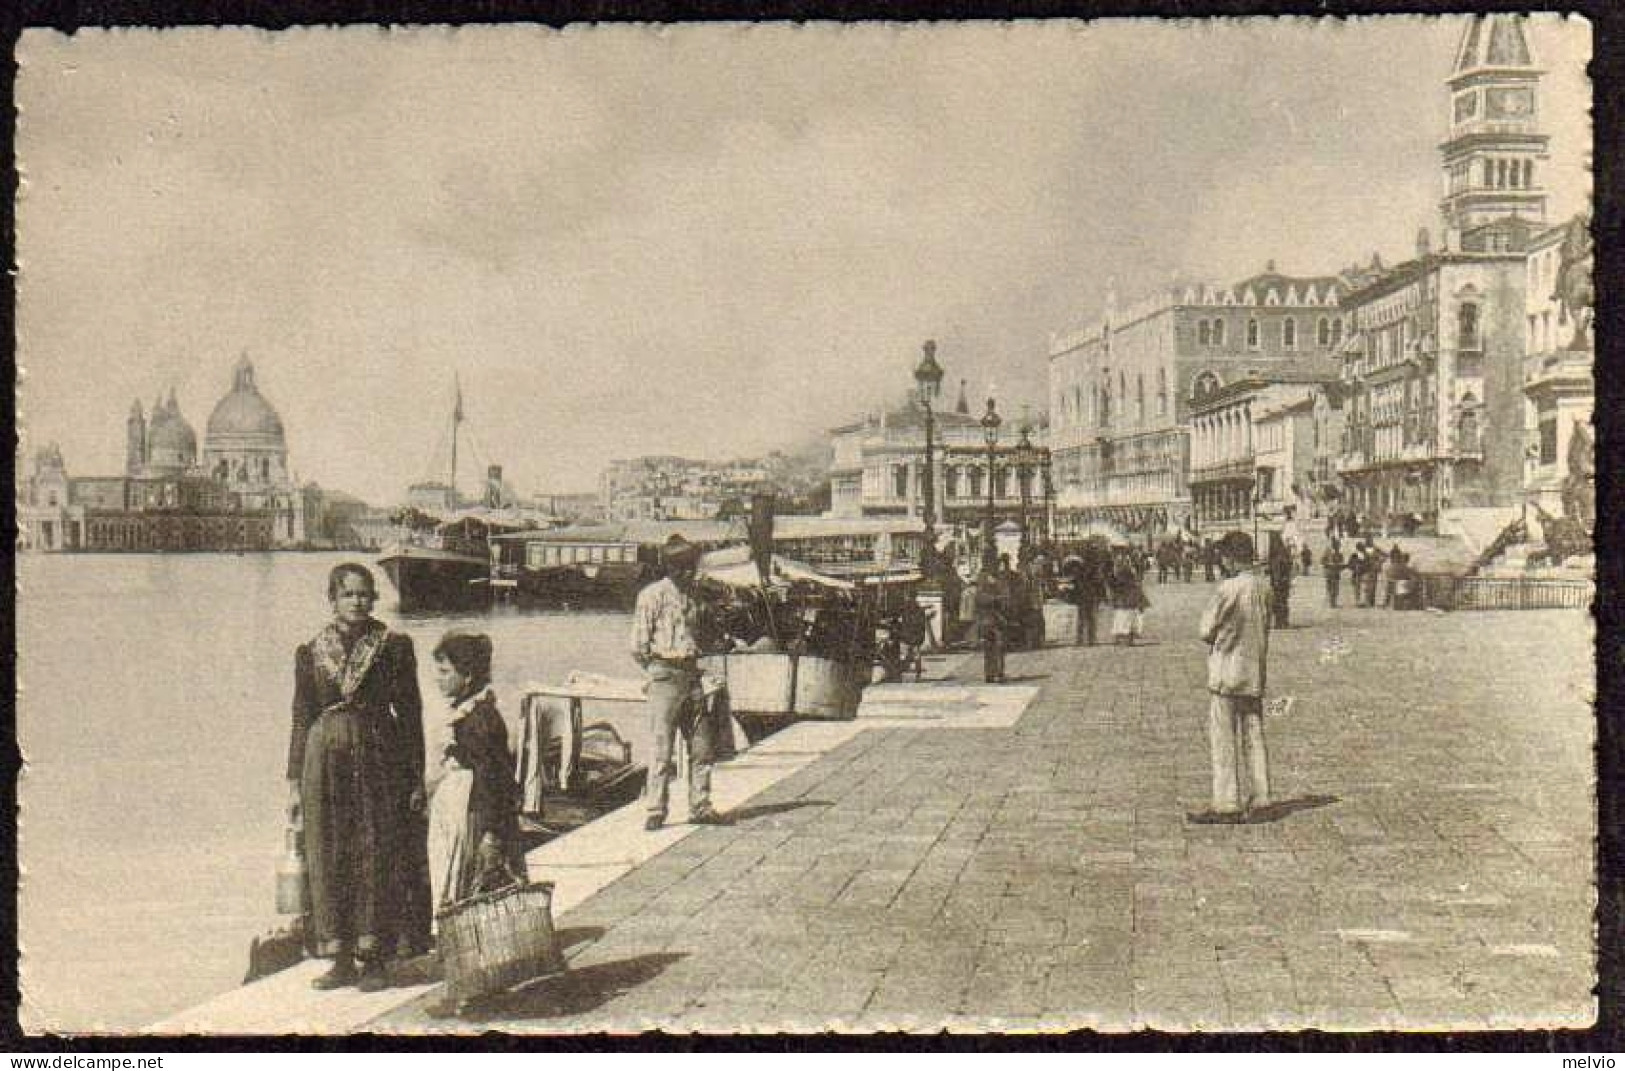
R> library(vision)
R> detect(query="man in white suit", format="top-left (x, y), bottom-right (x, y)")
top-left (1190, 531), bottom-right (1273, 824)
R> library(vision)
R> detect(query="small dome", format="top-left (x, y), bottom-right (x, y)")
top-left (148, 410), bottom-right (198, 458)
top-left (206, 357), bottom-right (286, 445)
top-left (146, 389), bottom-right (198, 467)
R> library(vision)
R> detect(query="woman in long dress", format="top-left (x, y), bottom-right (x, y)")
top-left (288, 563), bottom-right (426, 991)
top-left (426, 632), bottom-right (522, 915)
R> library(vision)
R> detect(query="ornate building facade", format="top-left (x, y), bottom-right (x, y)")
top-left (1335, 15), bottom-right (1550, 528)
top-left (828, 374), bottom-right (1053, 553)
top-left (1047, 268), bottom-right (1346, 541)
top-left (1188, 364), bottom-right (1338, 531)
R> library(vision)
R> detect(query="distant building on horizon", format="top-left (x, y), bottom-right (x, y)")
top-left (599, 455), bottom-right (774, 522)
top-left (18, 357), bottom-right (321, 552)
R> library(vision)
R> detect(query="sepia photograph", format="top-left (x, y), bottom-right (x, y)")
top-left (12, 13), bottom-right (1596, 1037)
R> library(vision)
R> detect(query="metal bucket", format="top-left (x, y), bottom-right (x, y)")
top-left (701, 651), bottom-right (795, 717)
top-left (793, 655), bottom-right (862, 720)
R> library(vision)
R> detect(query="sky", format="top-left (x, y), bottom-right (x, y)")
top-left (16, 17), bottom-right (1591, 504)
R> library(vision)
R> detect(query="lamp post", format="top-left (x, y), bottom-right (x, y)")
top-left (1013, 424), bottom-right (1038, 560)
top-left (1041, 452), bottom-right (1055, 545)
top-left (1251, 477), bottom-right (1262, 561)
top-left (913, 340), bottom-right (944, 580)
top-left (981, 398), bottom-right (1001, 569)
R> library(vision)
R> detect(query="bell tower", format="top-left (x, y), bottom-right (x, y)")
top-left (1439, 14), bottom-right (1549, 252)
top-left (126, 399), bottom-right (147, 475)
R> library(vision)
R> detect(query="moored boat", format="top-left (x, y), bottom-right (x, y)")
top-left (378, 538), bottom-right (491, 613)
top-left (378, 378), bottom-right (520, 612)
top-left (488, 520), bottom-right (738, 609)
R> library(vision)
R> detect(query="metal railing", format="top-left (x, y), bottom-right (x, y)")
top-left (1420, 573), bottom-right (1592, 611)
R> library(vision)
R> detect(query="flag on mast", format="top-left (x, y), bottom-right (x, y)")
top-left (453, 374), bottom-right (464, 424)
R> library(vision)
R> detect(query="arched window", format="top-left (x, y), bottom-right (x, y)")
top-left (1193, 371), bottom-right (1220, 402)
top-left (893, 464), bottom-right (908, 499)
top-left (1212, 319), bottom-right (1225, 346)
top-left (967, 467), bottom-right (982, 499)
top-left (1136, 374), bottom-right (1145, 421)
top-left (1157, 368), bottom-right (1168, 416)
top-left (945, 465), bottom-right (960, 499)
top-left (1198, 320), bottom-right (1211, 346)
top-left (1247, 318), bottom-right (1260, 349)
top-left (1458, 303), bottom-right (1481, 350)
top-left (1317, 316), bottom-right (1331, 347)
top-left (1100, 375), bottom-right (1111, 424)
top-left (1283, 317), bottom-right (1297, 350)
top-left (1524, 159), bottom-right (1534, 188)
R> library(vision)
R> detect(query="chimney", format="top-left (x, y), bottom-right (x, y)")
top-left (485, 464), bottom-right (504, 508)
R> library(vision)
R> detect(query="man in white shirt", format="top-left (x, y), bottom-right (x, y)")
top-left (631, 535), bottom-right (730, 831)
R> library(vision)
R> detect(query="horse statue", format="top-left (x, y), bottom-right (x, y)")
top-left (1555, 211), bottom-right (1594, 352)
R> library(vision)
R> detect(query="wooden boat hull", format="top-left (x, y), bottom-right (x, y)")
top-left (378, 545), bottom-right (491, 613)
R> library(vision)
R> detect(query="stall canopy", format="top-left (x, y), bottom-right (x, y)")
top-left (699, 545), bottom-right (858, 591)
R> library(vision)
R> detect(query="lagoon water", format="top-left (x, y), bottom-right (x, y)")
top-left (17, 552), bottom-right (641, 1032)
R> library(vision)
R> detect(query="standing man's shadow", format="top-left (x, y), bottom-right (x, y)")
top-left (1244, 794), bottom-right (1339, 824)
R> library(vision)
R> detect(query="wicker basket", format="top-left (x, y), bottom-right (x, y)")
top-left (435, 879), bottom-right (567, 1005)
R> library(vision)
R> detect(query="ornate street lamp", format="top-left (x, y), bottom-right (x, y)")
top-left (1013, 424), bottom-right (1039, 559)
top-left (981, 398), bottom-right (1001, 569)
top-left (913, 340), bottom-right (944, 579)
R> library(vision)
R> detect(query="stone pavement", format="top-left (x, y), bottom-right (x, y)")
top-left (377, 579), bottom-right (1596, 1034)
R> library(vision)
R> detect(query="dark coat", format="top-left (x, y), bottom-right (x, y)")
top-left (441, 690), bottom-right (523, 896)
top-left (289, 620), bottom-right (425, 957)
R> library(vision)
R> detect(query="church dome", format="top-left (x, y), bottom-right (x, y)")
top-left (145, 389), bottom-right (198, 469)
top-left (148, 410), bottom-right (198, 458)
top-left (206, 357), bottom-right (286, 446)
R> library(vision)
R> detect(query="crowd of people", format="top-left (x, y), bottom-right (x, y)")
top-left (1318, 538), bottom-right (1424, 610)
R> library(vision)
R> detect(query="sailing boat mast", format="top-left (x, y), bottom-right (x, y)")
top-left (449, 374), bottom-right (463, 509)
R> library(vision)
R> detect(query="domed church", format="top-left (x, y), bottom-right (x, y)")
top-left (204, 355), bottom-right (290, 490)
top-left (117, 355), bottom-right (312, 546)
top-left (202, 355), bottom-right (308, 545)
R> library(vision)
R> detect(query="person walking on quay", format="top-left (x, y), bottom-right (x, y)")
top-left (1108, 547), bottom-right (1150, 646)
top-left (288, 563), bottom-right (427, 991)
top-left (1346, 543), bottom-right (1367, 607)
top-left (1299, 543), bottom-right (1313, 577)
top-left (1202, 538), bottom-right (1219, 583)
top-left (631, 535), bottom-right (731, 831)
top-left (1266, 534), bottom-right (1294, 629)
top-left (1321, 541), bottom-right (1344, 608)
top-left (1065, 544), bottom-right (1108, 646)
top-left (1361, 540), bottom-right (1382, 609)
top-left (1379, 545), bottom-right (1402, 609)
top-left (975, 559), bottom-right (1009, 682)
top-left (425, 632), bottom-right (523, 915)
top-left (1191, 532), bottom-right (1273, 824)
